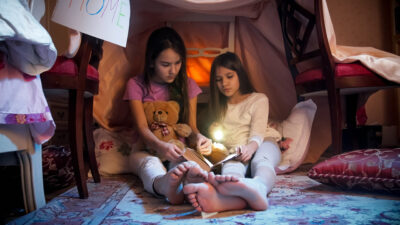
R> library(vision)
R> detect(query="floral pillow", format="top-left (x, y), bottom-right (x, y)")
top-left (308, 148), bottom-right (400, 194)
top-left (93, 128), bottom-right (136, 176)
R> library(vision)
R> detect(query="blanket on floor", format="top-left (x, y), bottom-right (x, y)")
top-left (10, 173), bottom-right (400, 225)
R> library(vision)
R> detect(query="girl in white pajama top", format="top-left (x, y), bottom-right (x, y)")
top-left (184, 52), bottom-right (281, 212)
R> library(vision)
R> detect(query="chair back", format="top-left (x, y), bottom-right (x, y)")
top-left (279, 0), bottom-right (316, 77)
top-left (80, 34), bottom-right (104, 70)
top-left (41, 34), bottom-right (101, 95)
top-left (314, 0), bottom-right (336, 83)
top-left (278, 0), bottom-right (335, 94)
top-left (74, 35), bottom-right (92, 91)
top-left (73, 34), bottom-right (103, 93)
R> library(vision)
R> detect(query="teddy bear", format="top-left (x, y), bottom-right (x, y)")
top-left (143, 101), bottom-right (193, 159)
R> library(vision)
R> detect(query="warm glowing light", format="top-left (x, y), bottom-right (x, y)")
top-left (187, 57), bottom-right (213, 86)
top-left (212, 142), bottom-right (225, 150)
top-left (213, 129), bottom-right (224, 141)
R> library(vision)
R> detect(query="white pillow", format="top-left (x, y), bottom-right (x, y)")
top-left (92, 128), bottom-right (139, 176)
top-left (275, 99), bottom-right (317, 174)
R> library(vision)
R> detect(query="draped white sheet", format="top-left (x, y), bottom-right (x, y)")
top-left (322, 0), bottom-right (400, 83)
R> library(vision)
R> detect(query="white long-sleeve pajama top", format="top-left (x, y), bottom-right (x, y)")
top-left (220, 92), bottom-right (269, 152)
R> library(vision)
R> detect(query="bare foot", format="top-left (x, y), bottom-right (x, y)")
top-left (184, 161), bottom-right (208, 184)
top-left (209, 175), bottom-right (269, 211)
top-left (212, 173), bottom-right (239, 183)
top-left (183, 182), bottom-right (246, 212)
top-left (154, 161), bottom-right (194, 204)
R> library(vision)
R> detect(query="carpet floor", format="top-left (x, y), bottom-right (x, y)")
top-left (8, 168), bottom-right (400, 225)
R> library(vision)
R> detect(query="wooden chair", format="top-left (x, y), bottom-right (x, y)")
top-left (278, 0), bottom-right (398, 154)
top-left (41, 34), bottom-right (102, 198)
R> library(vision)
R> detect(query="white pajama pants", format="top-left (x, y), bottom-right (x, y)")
top-left (128, 151), bottom-right (166, 196)
top-left (222, 140), bottom-right (281, 177)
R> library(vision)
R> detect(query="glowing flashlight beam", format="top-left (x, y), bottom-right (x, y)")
top-left (213, 129), bottom-right (224, 141)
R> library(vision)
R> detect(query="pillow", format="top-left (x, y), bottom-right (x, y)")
top-left (275, 99), bottom-right (317, 174)
top-left (92, 128), bottom-right (141, 176)
top-left (308, 148), bottom-right (400, 194)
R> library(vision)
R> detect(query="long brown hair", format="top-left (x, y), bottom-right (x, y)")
top-left (209, 52), bottom-right (255, 122)
top-left (143, 27), bottom-right (189, 123)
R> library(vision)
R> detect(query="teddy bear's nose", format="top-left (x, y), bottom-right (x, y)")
top-left (157, 111), bottom-right (162, 115)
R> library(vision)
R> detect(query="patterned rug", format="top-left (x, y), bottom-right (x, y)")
top-left (9, 172), bottom-right (400, 225)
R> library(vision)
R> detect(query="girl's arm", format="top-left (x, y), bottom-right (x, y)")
top-left (237, 94), bottom-right (269, 162)
top-left (236, 141), bottom-right (259, 163)
top-left (129, 100), bottom-right (184, 162)
top-left (188, 96), bottom-right (199, 134)
top-left (188, 97), bottom-right (212, 155)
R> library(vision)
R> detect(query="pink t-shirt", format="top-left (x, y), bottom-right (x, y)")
top-left (123, 74), bottom-right (202, 101)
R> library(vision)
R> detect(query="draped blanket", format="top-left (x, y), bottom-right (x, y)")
top-left (0, 0), bottom-right (57, 76)
top-left (0, 0), bottom-right (56, 144)
top-left (93, 0), bottom-right (399, 164)
top-left (321, 0), bottom-right (400, 83)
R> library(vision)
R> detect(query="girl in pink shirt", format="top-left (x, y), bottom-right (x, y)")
top-left (124, 27), bottom-right (211, 204)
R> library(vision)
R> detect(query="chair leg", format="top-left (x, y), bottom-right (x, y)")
top-left (345, 94), bottom-right (358, 129)
top-left (344, 94), bottom-right (359, 149)
top-left (69, 90), bottom-right (89, 199)
top-left (327, 88), bottom-right (343, 155)
top-left (84, 96), bottom-right (100, 183)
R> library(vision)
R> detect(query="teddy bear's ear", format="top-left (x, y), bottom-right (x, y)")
top-left (168, 101), bottom-right (180, 114)
top-left (166, 101), bottom-right (180, 123)
top-left (143, 101), bottom-right (155, 124)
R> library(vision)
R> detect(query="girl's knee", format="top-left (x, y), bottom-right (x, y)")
top-left (129, 151), bottom-right (164, 174)
top-left (139, 155), bottom-right (163, 171)
top-left (259, 141), bottom-right (280, 153)
top-left (222, 161), bottom-right (246, 177)
top-left (257, 141), bottom-right (281, 166)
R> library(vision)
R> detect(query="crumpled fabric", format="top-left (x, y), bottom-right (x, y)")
top-left (0, 52), bottom-right (56, 144)
top-left (322, 0), bottom-right (400, 84)
top-left (0, 0), bottom-right (57, 75)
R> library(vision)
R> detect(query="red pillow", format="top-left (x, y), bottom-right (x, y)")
top-left (308, 148), bottom-right (400, 194)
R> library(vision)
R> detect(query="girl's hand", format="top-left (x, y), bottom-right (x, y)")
top-left (278, 137), bottom-right (293, 151)
top-left (196, 133), bottom-right (212, 155)
top-left (158, 142), bottom-right (185, 163)
top-left (235, 143), bottom-right (257, 163)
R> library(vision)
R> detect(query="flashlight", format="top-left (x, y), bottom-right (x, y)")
top-left (213, 129), bottom-right (224, 141)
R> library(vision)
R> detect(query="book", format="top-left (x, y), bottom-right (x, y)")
top-left (182, 147), bottom-right (238, 172)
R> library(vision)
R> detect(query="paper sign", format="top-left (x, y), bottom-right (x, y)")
top-left (52, 0), bottom-right (130, 47)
